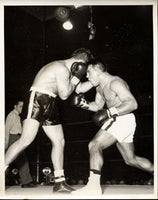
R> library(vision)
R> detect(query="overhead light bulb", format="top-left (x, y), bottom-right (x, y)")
top-left (63, 20), bottom-right (73, 30)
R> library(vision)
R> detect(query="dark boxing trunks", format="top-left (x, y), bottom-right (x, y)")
top-left (22, 91), bottom-right (62, 126)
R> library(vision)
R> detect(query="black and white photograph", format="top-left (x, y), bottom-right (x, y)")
top-left (0, 0), bottom-right (157, 199)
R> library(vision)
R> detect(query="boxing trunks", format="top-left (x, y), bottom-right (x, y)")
top-left (22, 90), bottom-right (62, 126)
top-left (101, 113), bottom-right (136, 143)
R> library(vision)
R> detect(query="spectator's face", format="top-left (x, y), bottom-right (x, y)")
top-left (86, 65), bottom-right (100, 86)
top-left (15, 101), bottom-right (24, 114)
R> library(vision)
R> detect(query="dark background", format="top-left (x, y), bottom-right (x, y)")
top-left (5, 5), bottom-right (153, 185)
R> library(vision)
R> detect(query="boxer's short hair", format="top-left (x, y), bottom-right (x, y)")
top-left (72, 48), bottom-right (94, 63)
top-left (90, 59), bottom-right (108, 72)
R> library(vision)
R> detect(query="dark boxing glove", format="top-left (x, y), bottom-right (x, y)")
top-left (71, 93), bottom-right (89, 110)
top-left (71, 62), bottom-right (87, 85)
top-left (92, 107), bottom-right (119, 127)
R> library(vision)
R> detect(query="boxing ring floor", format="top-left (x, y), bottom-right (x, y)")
top-left (5, 184), bottom-right (155, 199)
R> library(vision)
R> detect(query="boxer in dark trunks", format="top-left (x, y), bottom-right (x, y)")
top-left (5, 48), bottom-right (94, 192)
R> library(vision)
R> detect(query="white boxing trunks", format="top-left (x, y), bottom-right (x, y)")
top-left (101, 113), bottom-right (136, 143)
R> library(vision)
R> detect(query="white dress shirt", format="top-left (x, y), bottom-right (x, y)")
top-left (5, 109), bottom-right (22, 148)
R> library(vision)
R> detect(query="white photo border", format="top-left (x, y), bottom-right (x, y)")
top-left (0, 0), bottom-right (157, 199)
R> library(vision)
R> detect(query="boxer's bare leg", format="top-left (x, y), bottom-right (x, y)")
top-left (43, 124), bottom-right (75, 192)
top-left (116, 142), bottom-right (154, 173)
top-left (5, 118), bottom-right (39, 166)
top-left (72, 129), bottom-right (117, 195)
top-left (42, 124), bottom-right (65, 170)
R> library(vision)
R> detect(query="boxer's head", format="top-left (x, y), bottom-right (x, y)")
top-left (72, 48), bottom-right (94, 63)
top-left (89, 59), bottom-right (108, 72)
top-left (86, 60), bottom-right (108, 86)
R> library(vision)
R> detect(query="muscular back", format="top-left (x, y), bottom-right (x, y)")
top-left (32, 61), bottom-right (67, 96)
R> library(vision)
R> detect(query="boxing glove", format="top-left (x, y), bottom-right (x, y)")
top-left (92, 107), bottom-right (119, 127)
top-left (71, 62), bottom-right (87, 85)
top-left (71, 93), bottom-right (89, 109)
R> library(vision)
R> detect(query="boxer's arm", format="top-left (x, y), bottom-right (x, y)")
top-left (56, 67), bottom-right (75, 100)
top-left (87, 91), bottom-right (105, 112)
top-left (72, 91), bottom-right (105, 112)
top-left (75, 81), bottom-right (93, 94)
top-left (110, 79), bottom-right (138, 115)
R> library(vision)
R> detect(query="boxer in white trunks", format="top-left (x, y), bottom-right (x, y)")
top-left (71, 59), bottom-right (154, 195)
top-left (5, 48), bottom-right (94, 192)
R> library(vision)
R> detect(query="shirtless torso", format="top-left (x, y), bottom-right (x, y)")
top-left (96, 76), bottom-right (129, 109)
top-left (85, 64), bottom-right (137, 115)
top-left (31, 61), bottom-right (69, 97)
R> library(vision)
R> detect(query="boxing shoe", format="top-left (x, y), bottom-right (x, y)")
top-left (53, 181), bottom-right (75, 193)
top-left (71, 184), bottom-right (102, 196)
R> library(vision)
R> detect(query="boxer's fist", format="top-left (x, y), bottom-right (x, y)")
top-left (92, 107), bottom-right (119, 127)
top-left (71, 62), bottom-right (87, 85)
top-left (92, 109), bottom-right (109, 127)
top-left (71, 93), bottom-right (89, 109)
